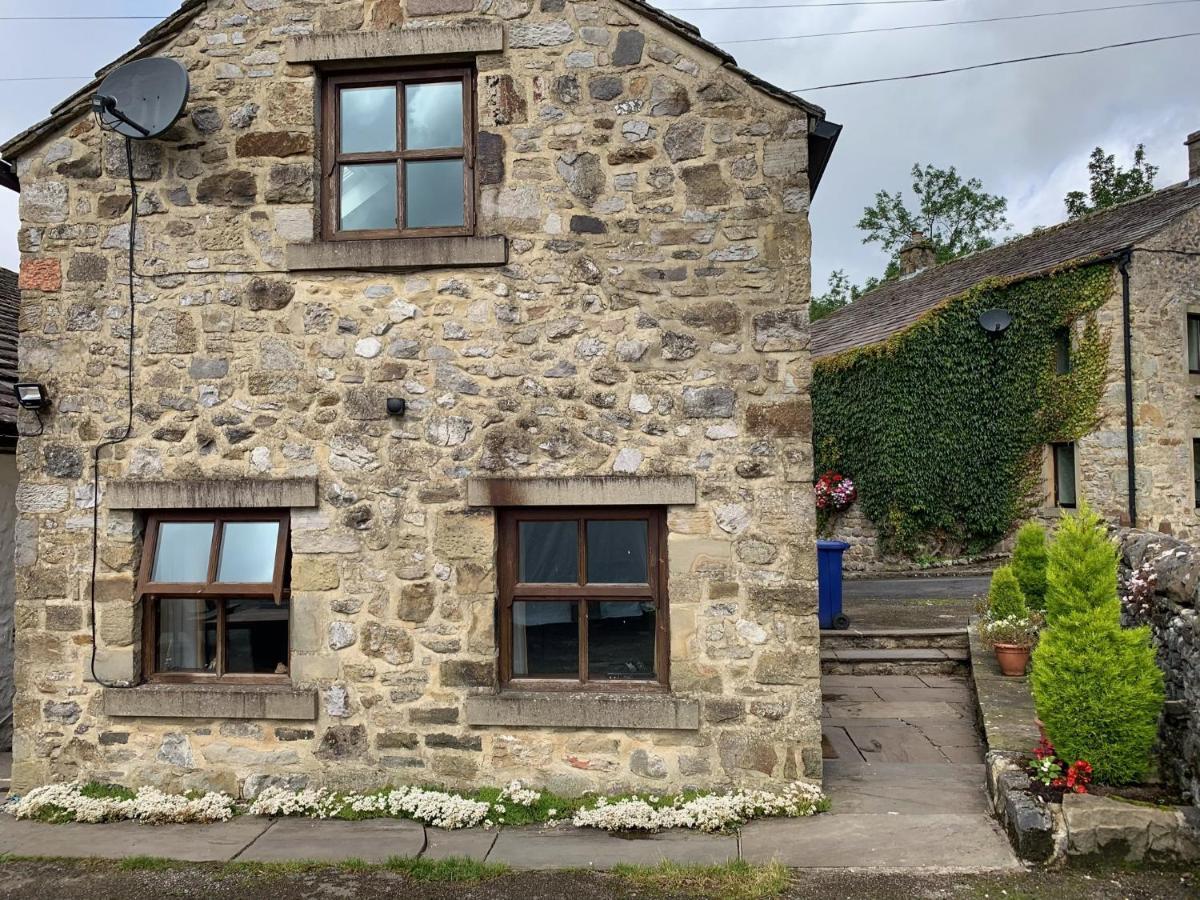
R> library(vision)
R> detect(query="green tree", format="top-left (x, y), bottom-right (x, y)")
top-left (1043, 503), bottom-right (1119, 625)
top-left (1064, 145), bottom-right (1158, 219)
top-left (987, 565), bottom-right (1027, 620)
top-left (1031, 504), bottom-right (1164, 784)
top-left (857, 163), bottom-right (1010, 272)
top-left (811, 269), bottom-right (882, 322)
top-left (1011, 522), bottom-right (1048, 611)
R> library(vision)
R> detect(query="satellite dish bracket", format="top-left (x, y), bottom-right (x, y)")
top-left (91, 95), bottom-right (152, 138)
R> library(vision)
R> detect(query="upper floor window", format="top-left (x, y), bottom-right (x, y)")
top-left (321, 67), bottom-right (474, 241)
top-left (1188, 313), bottom-right (1200, 374)
top-left (497, 508), bottom-right (668, 692)
top-left (1054, 326), bottom-right (1072, 375)
top-left (138, 511), bottom-right (291, 683)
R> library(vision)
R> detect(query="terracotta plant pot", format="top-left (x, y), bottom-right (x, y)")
top-left (993, 643), bottom-right (1031, 677)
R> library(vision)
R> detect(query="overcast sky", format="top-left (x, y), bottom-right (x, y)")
top-left (1, 0), bottom-right (1199, 288)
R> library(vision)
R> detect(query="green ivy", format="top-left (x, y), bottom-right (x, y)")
top-left (813, 263), bottom-right (1114, 555)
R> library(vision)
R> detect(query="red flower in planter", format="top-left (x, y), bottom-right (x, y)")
top-left (815, 471), bottom-right (858, 512)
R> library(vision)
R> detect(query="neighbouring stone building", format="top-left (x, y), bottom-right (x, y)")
top-left (813, 135), bottom-right (1200, 573)
top-left (0, 0), bottom-right (840, 795)
top-left (0, 267), bottom-right (17, 751)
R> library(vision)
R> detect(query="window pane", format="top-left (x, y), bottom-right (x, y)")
top-left (157, 599), bottom-right (217, 673)
top-left (217, 521), bottom-right (280, 584)
top-left (519, 521), bottom-right (578, 583)
top-left (405, 81), bottom-right (463, 150)
top-left (225, 599), bottom-right (290, 675)
top-left (341, 164), bottom-right (398, 231)
top-left (340, 86), bottom-right (397, 154)
top-left (512, 601), bottom-right (578, 677)
top-left (1055, 328), bottom-right (1071, 375)
top-left (587, 519), bottom-right (649, 584)
top-left (1055, 444), bottom-right (1077, 508)
top-left (588, 601), bottom-right (657, 681)
top-left (151, 521), bottom-right (214, 583)
top-left (405, 159), bottom-right (464, 229)
top-left (1189, 317), bottom-right (1200, 372)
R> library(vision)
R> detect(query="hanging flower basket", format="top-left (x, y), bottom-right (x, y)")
top-left (815, 471), bottom-right (857, 512)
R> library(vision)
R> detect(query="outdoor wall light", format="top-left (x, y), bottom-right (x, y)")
top-left (387, 398), bottom-right (406, 417)
top-left (978, 309), bottom-right (1013, 337)
top-left (13, 383), bottom-right (49, 410)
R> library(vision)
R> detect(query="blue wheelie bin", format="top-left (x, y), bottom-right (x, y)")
top-left (816, 540), bottom-right (851, 630)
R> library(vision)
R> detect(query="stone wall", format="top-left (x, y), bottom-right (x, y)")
top-left (0, 453), bottom-right (14, 750)
top-left (1116, 528), bottom-right (1200, 809)
top-left (7, 0), bottom-right (823, 795)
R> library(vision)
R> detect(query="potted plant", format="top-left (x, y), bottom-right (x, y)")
top-left (815, 471), bottom-right (857, 513)
top-left (979, 565), bottom-right (1042, 676)
top-left (979, 614), bottom-right (1043, 676)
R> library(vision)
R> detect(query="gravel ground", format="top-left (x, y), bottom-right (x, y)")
top-left (0, 859), bottom-right (1195, 899)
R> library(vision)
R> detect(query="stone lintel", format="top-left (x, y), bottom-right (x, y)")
top-left (467, 476), bottom-right (697, 508)
top-left (286, 23), bottom-right (504, 64)
top-left (286, 236), bottom-right (507, 272)
top-left (103, 684), bottom-right (318, 721)
top-left (106, 478), bottom-right (319, 510)
top-left (464, 693), bottom-right (700, 731)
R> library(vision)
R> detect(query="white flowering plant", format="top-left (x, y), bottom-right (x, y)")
top-left (9, 778), bottom-right (827, 833)
top-left (977, 613), bottom-right (1043, 650)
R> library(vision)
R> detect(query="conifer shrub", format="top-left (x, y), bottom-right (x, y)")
top-left (987, 565), bottom-right (1027, 620)
top-left (1031, 505), bottom-right (1165, 784)
top-left (1011, 522), bottom-right (1048, 610)
top-left (1043, 503), bottom-right (1119, 625)
top-left (1031, 614), bottom-right (1164, 784)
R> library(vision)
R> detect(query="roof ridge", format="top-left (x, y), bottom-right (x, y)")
top-left (812, 178), bottom-right (1200, 357)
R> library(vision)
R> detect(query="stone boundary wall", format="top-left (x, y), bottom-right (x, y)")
top-left (1115, 527), bottom-right (1200, 810)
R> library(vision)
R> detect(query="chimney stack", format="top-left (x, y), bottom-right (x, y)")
top-left (1188, 130), bottom-right (1200, 184)
top-left (898, 231), bottom-right (936, 277)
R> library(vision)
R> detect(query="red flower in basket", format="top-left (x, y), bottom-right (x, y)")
top-left (815, 471), bottom-right (858, 512)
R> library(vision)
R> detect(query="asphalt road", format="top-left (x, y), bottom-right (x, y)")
top-left (843, 576), bottom-right (991, 601)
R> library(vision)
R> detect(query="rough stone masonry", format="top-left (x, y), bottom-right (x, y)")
top-left (4, 0), bottom-right (830, 797)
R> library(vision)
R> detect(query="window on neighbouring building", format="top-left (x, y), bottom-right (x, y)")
top-left (1194, 439), bottom-right (1200, 509)
top-left (322, 67), bottom-right (474, 240)
top-left (1052, 443), bottom-right (1078, 509)
top-left (1186, 313), bottom-right (1200, 374)
top-left (497, 509), bottom-right (667, 690)
top-left (138, 511), bottom-right (290, 682)
top-left (1054, 326), bottom-right (1072, 375)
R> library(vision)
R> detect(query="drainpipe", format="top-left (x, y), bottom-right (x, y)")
top-left (1119, 252), bottom-right (1137, 527)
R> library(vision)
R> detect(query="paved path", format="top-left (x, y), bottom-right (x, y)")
top-left (777, 673), bottom-right (1018, 870)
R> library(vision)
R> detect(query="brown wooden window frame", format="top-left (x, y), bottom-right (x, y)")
top-left (497, 507), bottom-right (669, 694)
top-left (320, 65), bottom-right (476, 242)
top-left (138, 510), bottom-right (291, 685)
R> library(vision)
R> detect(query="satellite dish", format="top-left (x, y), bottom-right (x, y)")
top-left (91, 58), bottom-right (189, 140)
top-left (978, 309), bottom-right (1013, 336)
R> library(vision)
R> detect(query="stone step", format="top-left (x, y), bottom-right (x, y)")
top-left (821, 627), bottom-right (969, 651)
top-left (820, 646), bottom-right (970, 676)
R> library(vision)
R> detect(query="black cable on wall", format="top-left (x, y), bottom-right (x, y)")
top-left (88, 136), bottom-right (139, 689)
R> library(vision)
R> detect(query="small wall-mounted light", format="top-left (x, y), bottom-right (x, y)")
top-left (386, 398), bottom-right (406, 417)
top-left (13, 383), bottom-right (49, 410)
top-left (978, 309), bottom-right (1013, 337)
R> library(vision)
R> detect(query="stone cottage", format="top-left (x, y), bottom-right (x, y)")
top-left (812, 133), bottom-right (1200, 572)
top-left (0, 0), bottom-right (840, 796)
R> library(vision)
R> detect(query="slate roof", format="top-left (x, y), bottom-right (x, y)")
top-left (812, 179), bottom-right (1200, 360)
top-left (1, 0), bottom-right (825, 162)
top-left (0, 268), bottom-right (20, 431)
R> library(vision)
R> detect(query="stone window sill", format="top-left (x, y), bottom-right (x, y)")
top-left (285, 236), bottom-right (507, 272)
top-left (464, 692), bottom-right (700, 731)
top-left (102, 684), bottom-right (317, 721)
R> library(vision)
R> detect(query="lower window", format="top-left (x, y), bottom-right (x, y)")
top-left (1052, 442), bottom-right (1077, 509)
top-left (498, 508), bottom-right (668, 691)
top-left (138, 511), bottom-right (291, 683)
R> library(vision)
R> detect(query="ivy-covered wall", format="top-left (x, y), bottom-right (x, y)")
top-left (813, 264), bottom-right (1115, 556)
